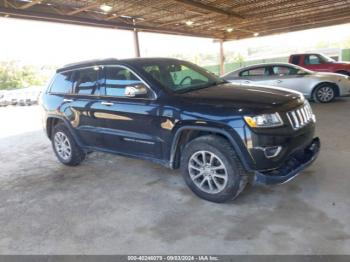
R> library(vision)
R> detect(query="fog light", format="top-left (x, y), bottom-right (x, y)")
top-left (255, 146), bottom-right (282, 159)
top-left (264, 146), bottom-right (282, 158)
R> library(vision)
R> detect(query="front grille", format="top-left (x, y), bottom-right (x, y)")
top-left (286, 103), bottom-right (315, 130)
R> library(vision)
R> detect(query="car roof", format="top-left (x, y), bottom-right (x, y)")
top-left (226, 62), bottom-right (297, 75)
top-left (291, 53), bottom-right (319, 56)
top-left (57, 57), bottom-right (182, 73)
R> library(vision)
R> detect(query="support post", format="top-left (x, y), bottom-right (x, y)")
top-left (219, 39), bottom-right (225, 76)
top-left (133, 19), bottom-right (140, 58)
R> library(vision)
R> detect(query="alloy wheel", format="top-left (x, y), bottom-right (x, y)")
top-left (54, 131), bottom-right (72, 161)
top-left (188, 150), bottom-right (228, 194)
top-left (316, 86), bottom-right (334, 102)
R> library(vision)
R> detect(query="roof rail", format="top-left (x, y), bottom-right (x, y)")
top-left (62, 58), bottom-right (118, 68)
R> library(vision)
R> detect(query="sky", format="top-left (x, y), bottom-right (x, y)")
top-left (0, 17), bottom-right (216, 66)
top-left (1, 17), bottom-right (350, 67)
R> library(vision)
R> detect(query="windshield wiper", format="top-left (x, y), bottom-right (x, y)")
top-left (175, 81), bottom-right (224, 94)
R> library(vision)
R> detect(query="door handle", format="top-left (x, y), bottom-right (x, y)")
top-left (276, 80), bottom-right (283, 83)
top-left (244, 80), bottom-right (251, 84)
top-left (63, 98), bottom-right (73, 102)
top-left (101, 101), bottom-right (114, 106)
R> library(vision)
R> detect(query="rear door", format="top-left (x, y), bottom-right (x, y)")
top-left (67, 66), bottom-right (107, 148)
top-left (98, 65), bottom-right (162, 159)
top-left (239, 66), bottom-right (272, 85)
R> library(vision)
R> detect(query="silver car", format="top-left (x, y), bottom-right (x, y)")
top-left (223, 63), bottom-right (350, 103)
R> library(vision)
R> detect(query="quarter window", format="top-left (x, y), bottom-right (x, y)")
top-left (50, 71), bottom-right (74, 94)
top-left (103, 67), bottom-right (144, 97)
top-left (73, 68), bottom-right (99, 95)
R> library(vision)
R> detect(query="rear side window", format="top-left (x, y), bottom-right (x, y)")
top-left (240, 67), bottom-right (269, 77)
top-left (290, 56), bottom-right (300, 65)
top-left (50, 72), bottom-right (74, 94)
top-left (272, 66), bottom-right (298, 76)
top-left (73, 68), bottom-right (99, 95)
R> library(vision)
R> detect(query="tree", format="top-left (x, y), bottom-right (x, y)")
top-left (0, 61), bottom-right (45, 90)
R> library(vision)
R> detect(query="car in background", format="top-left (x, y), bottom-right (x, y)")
top-left (7, 92), bottom-right (18, 105)
top-left (1, 87), bottom-right (43, 106)
top-left (17, 92), bottom-right (31, 106)
top-left (222, 63), bottom-right (350, 103)
top-left (289, 53), bottom-right (350, 76)
top-left (0, 91), bottom-right (8, 107)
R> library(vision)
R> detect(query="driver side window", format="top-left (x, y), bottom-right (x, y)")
top-left (103, 66), bottom-right (144, 97)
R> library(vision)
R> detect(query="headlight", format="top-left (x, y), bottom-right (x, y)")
top-left (244, 113), bottom-right (283, 128)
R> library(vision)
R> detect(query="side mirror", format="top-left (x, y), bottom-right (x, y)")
top-left (125, 84), bottom-right (148, 98)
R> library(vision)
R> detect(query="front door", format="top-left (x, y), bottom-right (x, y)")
top-left (267, 65), bottom-right (312, 96)
top-left (98, 65), bottom-right (162, 159)
top-left (303, 54), bottom-right (330, 72)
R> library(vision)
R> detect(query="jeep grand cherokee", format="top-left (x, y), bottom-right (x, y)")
top-left (41, 58), bottom-right (320, 203)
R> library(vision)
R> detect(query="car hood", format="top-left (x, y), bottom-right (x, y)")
top-left (176, 83), bottom-right (304, 114)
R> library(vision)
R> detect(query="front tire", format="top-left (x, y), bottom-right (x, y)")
top-left (52, 123), bottom-right (85, 166)
top-left (181, 135), bottom-right (248, 203)
top-left (313, 84), bottom-right (336, 103)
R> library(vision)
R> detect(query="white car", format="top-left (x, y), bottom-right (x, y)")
top-left (223, 63), bottom-right (350, 103)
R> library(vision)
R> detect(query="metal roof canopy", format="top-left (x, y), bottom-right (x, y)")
top-left (1, 0), bottom-right (350, 75)
top-left (1, 0), bottom-right (350, 40)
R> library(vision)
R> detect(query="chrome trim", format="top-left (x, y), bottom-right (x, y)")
top-left (123, 138), bottom-right (155, 145)
top-left (101, 101), bottom-right (114, 106)
top-left (254, 146), bottom-right (282, 159)
top-left (49, 64), bottom-right (158, 100)
top-left (286, 103), bottom-right (315, 130)
top-left (48, 65), bottom-right (102, 95)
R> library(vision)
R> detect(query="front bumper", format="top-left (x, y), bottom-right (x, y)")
top-left (254, 137), bottom-right (320, 185)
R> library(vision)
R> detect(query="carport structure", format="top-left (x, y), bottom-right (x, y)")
top-left (1, 0), bottom-right (350, 74)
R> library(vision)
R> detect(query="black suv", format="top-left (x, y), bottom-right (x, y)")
top-left (41, 58), bottom-right (320, 203)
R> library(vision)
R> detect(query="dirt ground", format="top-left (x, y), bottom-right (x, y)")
top-left (0, 100), bottom-right (349, 254)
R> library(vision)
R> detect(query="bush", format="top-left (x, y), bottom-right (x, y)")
top-left (0, 61), bottom-right (46, 90)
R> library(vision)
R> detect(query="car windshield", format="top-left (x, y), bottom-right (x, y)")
top-left (135, 60), bottom-right (226, 93)
top-left (319, 54), bottom-right (336, 63)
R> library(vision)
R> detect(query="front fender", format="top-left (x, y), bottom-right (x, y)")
top-left (169, 124), bottom-right (254, 171)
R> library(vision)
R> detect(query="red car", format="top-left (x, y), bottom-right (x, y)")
top-left (289, 53), bottom-right (350, 76)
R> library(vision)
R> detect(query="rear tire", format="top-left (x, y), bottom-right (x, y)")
top-left (313, 84), bottom-right (336, 103)
top-left (181, 135), bottom-right (248, 203)
top-left (52, 123), bottom-right (85, 166)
